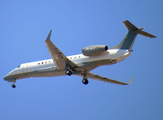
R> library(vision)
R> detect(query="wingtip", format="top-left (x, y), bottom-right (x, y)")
top-left (128, 76), bottom-right (135, 85)
top-left (46, 30), bottom-right (52, 41)
top-left (152, 35), bottom-right (157, 38)
top-left (123, 20), bottom-right (128, 22)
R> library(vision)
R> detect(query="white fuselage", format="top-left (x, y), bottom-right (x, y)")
top-left (4, 49), bottom-right (131, 82)
top-left (4, 20), bottom-right (156, 87)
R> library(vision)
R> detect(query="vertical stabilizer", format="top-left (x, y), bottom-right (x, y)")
top-left (109, 20), bottom-right (156, 51)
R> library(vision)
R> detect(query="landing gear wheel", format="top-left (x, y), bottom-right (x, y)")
top-left (11, 84), bottom-right (16, 88)
top-left (66, 70), bottom-right (72, 76)
top-left (82, 79), bottom-right (89, 85)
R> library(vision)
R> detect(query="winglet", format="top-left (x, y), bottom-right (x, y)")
top-left (128, 76), bottom-right (135, 85)
top-left (46, 30), bottom-right (52, 41)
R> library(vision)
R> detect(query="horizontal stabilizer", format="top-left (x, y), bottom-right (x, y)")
top-left (110, 20), bottom-right (156, 50)
top-left (123, 20), bottom-right (138, 31)
top-left (138, 30), bottom-right (156, 38)
top-left (123, 20), bottom-right (156, 38)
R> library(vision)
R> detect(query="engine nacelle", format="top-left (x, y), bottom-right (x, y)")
top-left (82, 45), bottom-right (108, 56)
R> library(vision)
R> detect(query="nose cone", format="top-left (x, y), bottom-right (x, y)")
top-left (3, 75), bottom-right (11, 80)
top-left (3, 76), bottom-right (8, 80)
top-left (4, 69), bottom-right (16, 81)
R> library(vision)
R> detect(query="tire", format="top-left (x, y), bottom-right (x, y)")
top-left (11, 84), bottom-right (16, 88)
top-left (66, 70), bottom-right (72, 76)
top-left (82, 79), bottom-right (89, 85)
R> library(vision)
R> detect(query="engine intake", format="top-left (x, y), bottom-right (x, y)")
top-left (82, 45), bottom-right (108, 56)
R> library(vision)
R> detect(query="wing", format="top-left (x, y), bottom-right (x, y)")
top-left (86, 72), bottom-right (134, 85)
top-left (45, 30), bottom-right (78, 70)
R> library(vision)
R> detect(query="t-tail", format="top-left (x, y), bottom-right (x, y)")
top-left (110, 20), bottom-right (156, 51)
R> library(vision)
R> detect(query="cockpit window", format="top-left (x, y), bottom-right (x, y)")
top-left (17, 65), bottom-right (21, 68)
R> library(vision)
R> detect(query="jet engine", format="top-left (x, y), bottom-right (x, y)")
top-left (82, 45), bottom-right (108, 56)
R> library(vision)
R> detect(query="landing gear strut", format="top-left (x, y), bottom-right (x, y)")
top-left (11, 80), bottom-right (16, 88)
top-left (82, 73), bottom-right (89, 85)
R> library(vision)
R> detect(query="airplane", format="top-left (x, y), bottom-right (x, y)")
top-left (3, 20), bottom-right (156, 88)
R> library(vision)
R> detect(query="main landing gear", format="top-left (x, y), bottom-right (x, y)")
top-left (66, 69), bottom-right (72, 76)
top-left (82, 73), bottom-right (89, 85)
top-left (65, 69), bottom-right (89, 85)
top-left (82, 79), bottom-right (89, 85)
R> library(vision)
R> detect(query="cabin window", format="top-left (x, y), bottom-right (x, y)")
top-left (49, 61), bottom-right (51, 63)
top-left (78, 56), bottom-right (80, 58)
top-left (45, 61), bottom-right (47, 63)
top-left (42, 62), bottom-right (44, 64)
top-left (38, 63), bottom-right (40, 65)
top-left (70, 57), bottom-right (72, 59)
top-left (74, 57), bottom-right (76, 59)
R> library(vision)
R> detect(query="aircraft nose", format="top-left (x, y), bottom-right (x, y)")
top-left (3, 69), bottom-right (16, 81)
top-left (3, 73), bottom-right (12, 80)
top-left (3, 75), bottom-right (9, 80)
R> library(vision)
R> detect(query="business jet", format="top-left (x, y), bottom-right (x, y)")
top-left (4, 20), bottom-right (156, 88)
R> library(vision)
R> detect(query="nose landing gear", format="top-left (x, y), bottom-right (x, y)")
top-left (11, 84), bottom-right (16, 88)
top-left (11, 80), bottom-right (16, 88)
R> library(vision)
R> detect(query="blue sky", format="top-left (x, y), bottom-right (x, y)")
top-left (1, 0), bottom-right (163, 120)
